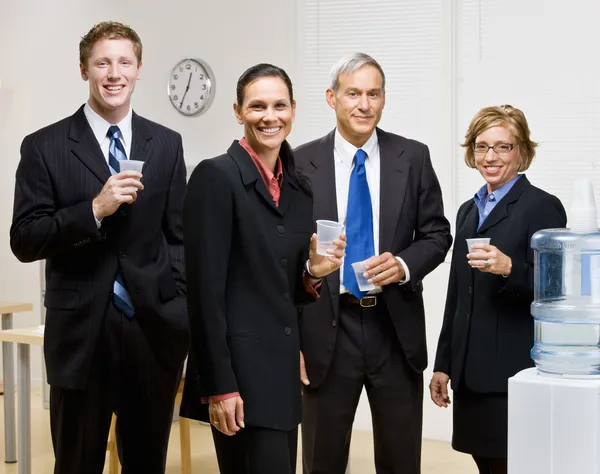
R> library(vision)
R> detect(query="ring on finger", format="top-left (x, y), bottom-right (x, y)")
top-left (484, 259), bottom-right (489, 267)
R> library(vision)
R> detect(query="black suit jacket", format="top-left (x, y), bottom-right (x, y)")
top-left (10, 105), bottom-right (189, 390)
top-left (295, 128), bottom-right (452, 388)
top-left (433, 175), bottom-right (567, 392)
top-left (180, 141), bottom-right (316, 431)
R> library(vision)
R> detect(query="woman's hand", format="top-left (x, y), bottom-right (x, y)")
top-left (209, 396), bottom-right (245, 436)
top-left (429, 372), bottom-right (451, 408)
top-left (467, 244), bottom-right (512, 276)
top-left (308, 233), bottom-right (346, 279)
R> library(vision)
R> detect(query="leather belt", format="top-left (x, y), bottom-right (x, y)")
top-left (340, 293), bottom-right (378, 308)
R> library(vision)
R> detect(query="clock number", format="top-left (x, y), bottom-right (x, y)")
top-left (200, 95), bottom-right (204, 100)
top-left (173, 74), bottom-right (178, 80)
top-left (173, 95), bottom-right (179, 101)
top-left (187, 104), bottom-right (192, 111)
top-left (202, 84), bottom-right (207, 91)
top-left (199, 74), bottom-right (205, 80)
top-left (194, 102), bottom-right (199, 108)
top-left (170, 85), bottom-right (176, 90)
top-left (186, 64), bottom-right (191, 70)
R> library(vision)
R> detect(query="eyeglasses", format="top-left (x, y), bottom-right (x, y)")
top-left (472, 142), bottom-right (518, 155)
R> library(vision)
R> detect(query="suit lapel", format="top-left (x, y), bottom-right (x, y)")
top-left (130, 112), bottom-right (154, 165)
top-left (306, 131), bottom-right (341, 309)
top-left (274, 141), bottom-right (299, 217)
top-left (308, 130), bottom-right (338, 223)
top-left (458, 202), bottom-right (479, 239)
top-left (476, 175), bottom-right (530, 235)
top-left (378, 128), bottom-right (409, 252)
top-left (228, 140), bottom-right (281, 214)
top-left (69, 106), bottom-right (111, 184)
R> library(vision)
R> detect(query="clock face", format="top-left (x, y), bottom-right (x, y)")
top-left (168, 58), bottom-right (215, 116)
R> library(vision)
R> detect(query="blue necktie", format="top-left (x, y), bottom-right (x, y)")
top-left (107, 126), bottom-right (135, 318)
top-left (343, 148), bottom-right (375, 299)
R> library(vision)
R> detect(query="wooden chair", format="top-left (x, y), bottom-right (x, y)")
top-left (107, 378), bottom-right (191, 474)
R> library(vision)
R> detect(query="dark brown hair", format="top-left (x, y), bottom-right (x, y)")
top-left (236, 63), bottom-right (293, 106)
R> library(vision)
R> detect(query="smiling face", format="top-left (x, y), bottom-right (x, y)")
top-left (234, 76), bottom-right (295, 156)
top-left (80, 38), bottom-right (141, 123)
top-left (474, 125), bottom-right (520, 192)
top-left (326, 64), bottom-right (385, 148)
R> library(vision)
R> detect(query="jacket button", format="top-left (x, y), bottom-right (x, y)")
top-left (277, 225), bottom-right (284, 234)
top-left (119, 252), bottom-right (126, 258)
top-left (282, 293), bottom-right (289, 302)
top-left (284, 327), bottom-right (292, 336)
top-left (468, 287), bottom-right (472, 294)
top-left (332, 319), bottom-right (337, 328)
top-left (280, 258), bottom-right (287, 268)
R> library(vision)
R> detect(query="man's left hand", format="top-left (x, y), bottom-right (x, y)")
top-left (363, 252), bottom-right (405, 286)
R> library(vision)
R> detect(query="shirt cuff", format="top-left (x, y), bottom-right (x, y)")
top-left (201, 392), bottom-right (240, 404)
top-left (303, 272), bottom-right (322, 298)
top-left (395, 256), bottom-right (410, 285)
top-left (93, 207), bottom-right (103, 228)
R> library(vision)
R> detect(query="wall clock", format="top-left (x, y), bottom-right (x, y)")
top-left (168, 58), bottom-right (215, 116)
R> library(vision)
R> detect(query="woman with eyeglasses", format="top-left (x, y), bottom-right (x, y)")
top-left (429, 105), bottom-right (566, 474)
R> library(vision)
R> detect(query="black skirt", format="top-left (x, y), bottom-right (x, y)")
top-left (452, 388), bottom-right (508, 459)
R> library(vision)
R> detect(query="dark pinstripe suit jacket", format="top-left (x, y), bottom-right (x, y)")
top-left (10, 105), bottom-right (189, 390)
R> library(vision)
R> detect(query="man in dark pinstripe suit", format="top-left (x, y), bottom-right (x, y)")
top-left (10, 22), bottom-right (188, 474)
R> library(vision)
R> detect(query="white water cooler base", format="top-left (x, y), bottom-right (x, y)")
top-left (508, 367), bottom-right (600, 474)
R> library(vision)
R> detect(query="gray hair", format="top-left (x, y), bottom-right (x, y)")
top-left (329, 52), bottom-right (386, 93)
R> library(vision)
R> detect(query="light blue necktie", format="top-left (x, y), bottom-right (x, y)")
top-left (343, 149), bottom-right (375, 299)
top-left (107, 125), bottom-right (135, 318)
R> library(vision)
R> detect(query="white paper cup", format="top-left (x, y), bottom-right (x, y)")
top-left (316, 220), bottom-right (344, 256)
top-left (351, 261), bottom-right (377, 292)
top-left (118, 160), bottom-right (144, 191)
top-left (466, 237), bottom-right (491, 254)
top-left (119, 160), bottom-right (144, 173)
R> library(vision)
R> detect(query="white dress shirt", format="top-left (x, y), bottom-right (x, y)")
top-left (84, 102), bottom-right (133, 161)
top-left (84, 103), bottom-right (133, 227)
top-left (334, 129), bottom-right (410, 294)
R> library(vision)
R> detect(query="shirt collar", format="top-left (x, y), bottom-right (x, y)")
top-left (239, 137), bottom-right (283, 184)
top-left (83, 102), bottom-right (133, 148)
top-left (334, 128), bottom-right (378, 166)
top-left (474, 174), bottom-right (522, 204)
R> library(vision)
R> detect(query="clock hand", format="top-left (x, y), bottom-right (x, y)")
top-left (179, 72), bottom-right (193, 109)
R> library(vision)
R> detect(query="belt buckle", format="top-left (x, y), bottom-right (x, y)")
top-left (360, 296), bottom-right (377, 308)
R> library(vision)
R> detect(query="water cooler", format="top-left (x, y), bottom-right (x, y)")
top-left (509, 179), bottom-right (600, 474)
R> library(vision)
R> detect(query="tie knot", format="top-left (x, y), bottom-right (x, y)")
top-left (107, 125), bottom-right (122, 140)
top-left (354, 149), bottom-right (367, 167)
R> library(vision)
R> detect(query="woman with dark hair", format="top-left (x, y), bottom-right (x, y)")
top-left (180, 63), bottom-right (345, 474)
top-left (429, 105), bottom-right (566, 474)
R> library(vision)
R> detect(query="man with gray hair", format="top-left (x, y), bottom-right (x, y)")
top-left (295, 53), bottom-right (452, 473)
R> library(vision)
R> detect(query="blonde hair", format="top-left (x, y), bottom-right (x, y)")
top-left (462, 105), bottom-right (538, 172)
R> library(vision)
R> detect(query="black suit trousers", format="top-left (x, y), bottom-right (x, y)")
top-left (50, 304), bottom-right (182, 474)
top-left (302, 297), bottom-right (423, 474)
top-left (211, 425), bottom-right (298, 474)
